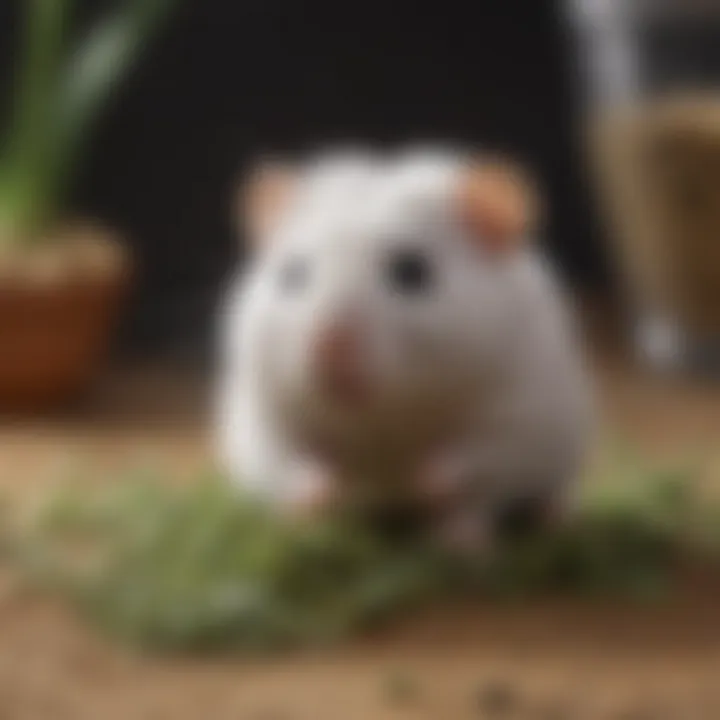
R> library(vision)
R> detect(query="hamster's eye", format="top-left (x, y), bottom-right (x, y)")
top-left (386, 249), bottom-right (434, 295)
top-left (278, 256), bottom-right (310, 294)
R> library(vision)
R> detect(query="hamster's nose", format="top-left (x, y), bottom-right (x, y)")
top-left (313, 315), bottom-right (370, 403)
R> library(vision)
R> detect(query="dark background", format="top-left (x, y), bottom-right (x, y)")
top-left (0, 0), bottom-right (611, 362)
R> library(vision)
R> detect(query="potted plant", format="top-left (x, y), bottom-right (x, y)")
top-left (0, 0), bottom-right (177, 413)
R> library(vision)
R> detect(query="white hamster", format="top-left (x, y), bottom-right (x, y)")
top-left (215, 147), bottom-right (593, 549)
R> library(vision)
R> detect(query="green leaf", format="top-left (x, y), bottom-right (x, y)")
top-left (48, 0), bottom-right (179, 214)
top-left (0, 0), bottom-right (72, 240)
top-left (0, 0), bottom-right (180, 243)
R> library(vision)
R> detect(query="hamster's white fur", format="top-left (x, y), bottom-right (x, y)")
top-left (215, 148), bottom-right (593, 534)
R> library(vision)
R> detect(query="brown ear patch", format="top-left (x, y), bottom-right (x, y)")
top-left (236, 162), bottom-right (296, 248)
top-left (455, 159), bottom-right (539, 254)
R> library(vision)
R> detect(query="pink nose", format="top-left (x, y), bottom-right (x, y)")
top-left (314, 318), bottom-right (369, 402)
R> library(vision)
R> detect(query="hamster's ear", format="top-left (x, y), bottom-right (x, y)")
top-left (454, 158), bottom-right (540, 255)
top-left (236, 162), bottom-right (297, 248)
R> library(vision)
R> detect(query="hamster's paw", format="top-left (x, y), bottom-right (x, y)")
top-left (496, 488), bottom-right (576, 542)
top-left (433, 509), bottom-right (495, 560)
top-left (283, 458), bottom-right (340, 520)
top-left (537, 487), bottom-right (577, 530)
top-left (416, 449), bottom-right (472, 505)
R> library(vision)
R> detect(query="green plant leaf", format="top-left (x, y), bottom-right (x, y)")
top-left (48, 0), bottom-right (179, 218)
top-left (0, 0), bottom-right (180, 244)
top-left (56, 0), bottom-right (177, 159)
top-left (0, 0), bottom-right (72, 242)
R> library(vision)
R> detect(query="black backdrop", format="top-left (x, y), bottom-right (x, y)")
top-left (0, 0), bottom-right (610, 361)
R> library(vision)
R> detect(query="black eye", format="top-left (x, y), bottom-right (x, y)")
top-left (386, 249), bottom-right (434, 295)
top-left (279, 256), bottom-right (310, 293)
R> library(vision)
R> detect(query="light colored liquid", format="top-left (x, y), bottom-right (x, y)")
top-left (590, 94), bottom-right (720, 370)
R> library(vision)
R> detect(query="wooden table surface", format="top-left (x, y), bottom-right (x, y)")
top-left (1, 317), bottom-right (720, 719)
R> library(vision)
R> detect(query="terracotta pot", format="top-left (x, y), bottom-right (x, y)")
top-left (0, 223), bottom-right (130, 413)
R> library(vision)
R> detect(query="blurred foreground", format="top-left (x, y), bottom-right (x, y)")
top-left (1, 311), bottom-right (720, 718)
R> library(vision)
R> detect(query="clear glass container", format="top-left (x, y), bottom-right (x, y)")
top-left (569, 0), bottom-right (720, 375)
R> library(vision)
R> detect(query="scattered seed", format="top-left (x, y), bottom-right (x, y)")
top-left (382, 670), bottom-right (420, 705)
top-left (474, 680), bottom-right (518, 716)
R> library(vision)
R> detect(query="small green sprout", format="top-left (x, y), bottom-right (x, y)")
top-left (8, 452), bottom-right (720, 655)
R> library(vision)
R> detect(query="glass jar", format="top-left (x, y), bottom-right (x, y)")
top-left (568, 0), bottom-right (720, 375)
